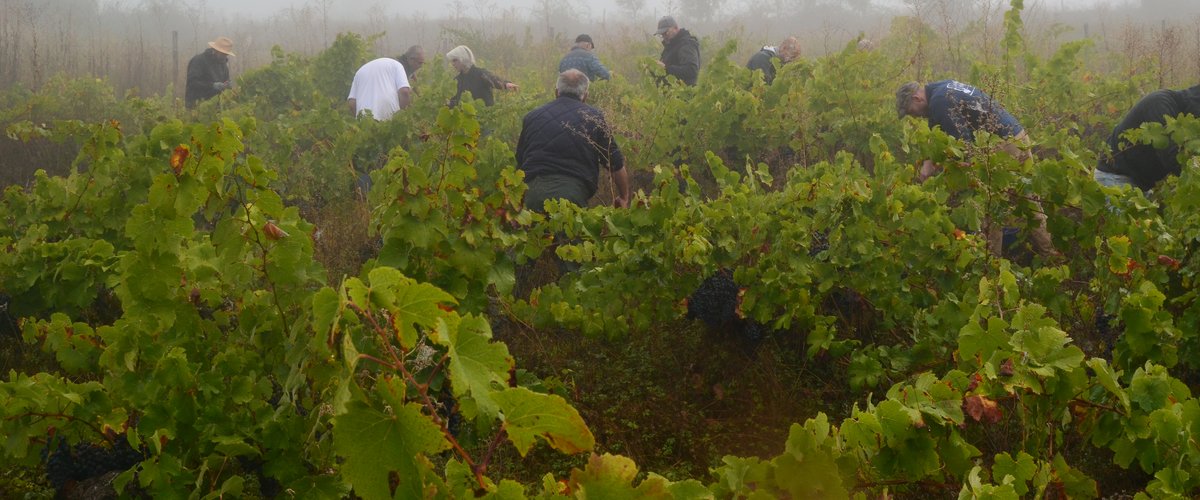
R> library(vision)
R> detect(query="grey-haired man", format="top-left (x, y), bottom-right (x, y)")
top-left (517, 69), bottom-right (630, 211)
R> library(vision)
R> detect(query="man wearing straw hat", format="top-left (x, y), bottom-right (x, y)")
top-left (186, 36), bottom-right (235, 108)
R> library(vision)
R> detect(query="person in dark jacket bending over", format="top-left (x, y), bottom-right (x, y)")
top-left (896, 80), bottom-right (1056, 257)
top-left (447, 45), bottom-right (518, 107)
top-left (517, 69), bottom-right (630, 211)
top-left (559, 34), bottom-right (611, 82)
top-left (655, 16), bottom-right (700, 86)
top-left (746, 37), bottom-right (801, 85)
top-left (1095, 84), bottom-right (1200, 190)
top-left (185, 36), bottom-right (234, 108)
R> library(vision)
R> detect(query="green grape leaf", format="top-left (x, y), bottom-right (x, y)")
top-left (993, 452), bottom-right (1036, 495)
top-left (365, 267), bottom-right (457, 349)
top-left (333, 400), bottom-right (450, 500)
top-left (433, 315), bottom-right (514, 418)
top-left (568, 453), bottom-right (671, 498)
top-left (494, 387), bottom-right (594, 456)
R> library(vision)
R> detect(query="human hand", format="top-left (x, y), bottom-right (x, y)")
top-left (505, 82), bottom-right (518, 91)
top-left (917, 160), bottom-right (940, 183)
top-left (656, 61), bottom-right (665, 68)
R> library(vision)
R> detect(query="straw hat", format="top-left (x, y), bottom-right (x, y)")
top-left (208, 36), bottom-right (236, 56)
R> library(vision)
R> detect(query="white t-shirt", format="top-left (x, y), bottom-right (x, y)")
top-left (347, 58), bottom-right (410, 121)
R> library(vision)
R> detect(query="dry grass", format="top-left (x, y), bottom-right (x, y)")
top-left (307, 195), bottom-right (376, 284)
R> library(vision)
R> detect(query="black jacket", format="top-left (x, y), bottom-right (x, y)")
top-left (660, 29), bottom-right (700, 86)
top-left (746, 47), bottom-right (777, 84)
top-left (516, 94), bottom-right (625, 197)
top-left (451, 66), bottom-right (509, 107)
top-left (1098, 85), bottom-right (1200, 190)
top-left (185, 49), bottom-right (230, 108)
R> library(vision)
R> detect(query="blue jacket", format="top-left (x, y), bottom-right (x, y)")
top-left (558, 47), bottom-right (611, 81)
top-left (516, 94), bottom-right (625, 197)
top-left (926, 80), bottom-right (1023, 142)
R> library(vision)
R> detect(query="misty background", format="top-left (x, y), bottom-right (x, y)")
top-left (1, 0), bottom-right (1198, 98)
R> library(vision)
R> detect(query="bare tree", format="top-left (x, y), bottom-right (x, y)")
top-left (681, 0), bottom-right (725, 23)
top-left (616, 0), bottom-right (646, 19)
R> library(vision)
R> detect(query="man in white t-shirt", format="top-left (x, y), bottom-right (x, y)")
top-left (347, 57), bottom-right (412, 120)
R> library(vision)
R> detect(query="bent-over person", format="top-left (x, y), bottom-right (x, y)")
top-left (347, 57), bottom-right (412, 121)
top-left (1095, 84), bottom-right (1200, 190)
top-left (746, 37), bottom-right (801, 85)
top-left (896, 80), bottom-right (1056, 258)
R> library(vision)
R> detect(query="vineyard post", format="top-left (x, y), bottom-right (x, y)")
top-left (173, 30), bottom-right (178, 99)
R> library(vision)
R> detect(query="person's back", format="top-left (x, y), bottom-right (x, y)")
top-left (517, 96), bottom-right (615, 201)
top-left (746, 46), bottom-right (777, 84)
top-left (517, 70), bottom-right (627, 210)
top-left (559, 48), bottom-right (611, 82)
top-left (559, 34), bottom-right (610, 82)
top-left (1096, 85), bottom-right (1200, 190)
top-left (925, 80), bottom-right (1023, 142)
top-left (348, 57), bottom-right (411, 121)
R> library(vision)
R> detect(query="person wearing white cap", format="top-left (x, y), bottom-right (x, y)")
top-left (186, 36), bottom-right (235, 108)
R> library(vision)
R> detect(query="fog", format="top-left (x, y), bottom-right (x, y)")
top-left (147, 0), bottom-right (1149, 20)
top-left (4, 0), bottom-right (1199, 96)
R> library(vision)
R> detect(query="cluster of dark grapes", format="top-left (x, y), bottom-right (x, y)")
top-left (0, 292), bottom-right (17, 339)
top-left (1094, 309), bottom-right (1120, 360)
top-left (686, 271), bottom-right (767, 351)
top-left (266, 379), bottom-right (310, 417)
top-left (808, 231), bottom-right (830, 257)
top-left (435, 393), bottom-right (464, 437)
top-left (44, 436), bottom-right (144, 492)
top-left (236, 456), bottom-right (282, 498)
top-left (686, 272), bottom-right (739, 327)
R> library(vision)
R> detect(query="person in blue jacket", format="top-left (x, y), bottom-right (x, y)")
top-left (558, 34), bottom-right (611, 82)
top-left (896, 79), bottom-right (1055, 257)
top-left (897, 80), bottom-right (1028, 179)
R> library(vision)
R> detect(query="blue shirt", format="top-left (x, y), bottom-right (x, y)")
top-left (925, 80), bottom-right (1023, 142)
top-left (558, 47), bottom-right (611, 81)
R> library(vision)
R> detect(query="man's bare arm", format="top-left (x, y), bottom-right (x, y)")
top-left (398, 87), bottom-right (412, 109)
top-left (612, 167), bottom-right (631, 208)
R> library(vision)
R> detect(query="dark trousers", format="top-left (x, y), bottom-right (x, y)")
top-left (523, 174), bottom-right (590, 212)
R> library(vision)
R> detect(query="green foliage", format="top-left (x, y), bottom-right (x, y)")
top-left (367, 103), bottom-right (528, 312)
top-left (3, 10), bottom-right (1200, 498)
top-left (311, 33), bottom-right (375, 101)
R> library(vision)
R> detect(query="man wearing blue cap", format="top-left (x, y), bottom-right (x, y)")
top-left (559, 34), bottom-right (611, 82)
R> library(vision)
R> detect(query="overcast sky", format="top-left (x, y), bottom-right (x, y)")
top-left (169, 0), bottom-right (1142, 20)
